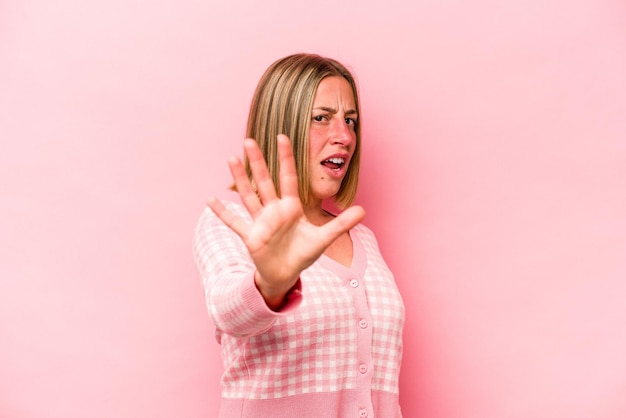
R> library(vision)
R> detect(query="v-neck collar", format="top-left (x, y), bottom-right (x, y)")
top-left (317, 228), bottom-right (366, 278)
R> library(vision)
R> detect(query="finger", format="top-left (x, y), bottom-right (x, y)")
top-left (227, 155), bottom-right (262, 218)
top-left (207, 196), bottom-right (250, 239)
top-left (276, 134), bottom-right (300, 199)
top-left (244, 138), bottom-right (277, 204)
top-left (319, 205), bottom-right (366, 245)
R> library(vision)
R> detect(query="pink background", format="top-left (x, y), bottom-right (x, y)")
top-left (2, 0), bottom-right (625, 416)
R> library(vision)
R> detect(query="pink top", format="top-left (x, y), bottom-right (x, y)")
top-left (193, 200), bottom-right (405, 417)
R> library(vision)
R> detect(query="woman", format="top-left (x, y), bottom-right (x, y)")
top-left (194, 53), bottom-right (405, 417)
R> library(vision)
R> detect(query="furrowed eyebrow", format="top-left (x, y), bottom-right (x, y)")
top-left (313, 107), bottom-right (358, 116)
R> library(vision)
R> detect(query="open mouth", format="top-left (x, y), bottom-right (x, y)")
top-left (321, 157), bottom-right (346, 171)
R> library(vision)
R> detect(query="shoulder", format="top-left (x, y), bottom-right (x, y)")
top-left (194, 199), bottom-right (250, 247)
top-left (352, 221), bottom-right (377, 242)
top-left (193, 199), bottom-right (251, 270)
top-left (196, 199), bottom-right (249, 229)
top-left (351, 221), bottom-right (386, 257)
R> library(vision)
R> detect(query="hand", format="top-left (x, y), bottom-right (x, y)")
top-left (207, 134), bottom-right (365, 310)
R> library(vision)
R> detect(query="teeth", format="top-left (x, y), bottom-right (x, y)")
top-left (326, 157), bottom-right (345, 164)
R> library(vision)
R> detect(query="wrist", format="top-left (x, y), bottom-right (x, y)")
top-left (254, 271), bottom-right (298, 311)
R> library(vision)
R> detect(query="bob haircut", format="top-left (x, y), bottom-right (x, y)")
top-left (244, 53), bottom-right (361, 210)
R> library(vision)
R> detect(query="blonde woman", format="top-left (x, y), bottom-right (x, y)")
top-left (194, 53), bottom-right (405, 418)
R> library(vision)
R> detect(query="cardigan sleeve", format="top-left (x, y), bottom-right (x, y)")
top-left (193, 202), bottom-right (302, 338)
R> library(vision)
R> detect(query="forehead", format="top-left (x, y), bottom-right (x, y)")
top-left (313, 76), bottom-right (356, 106)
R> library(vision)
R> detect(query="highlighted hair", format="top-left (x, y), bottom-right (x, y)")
top-left (244, 53), bottom-right (361, 209)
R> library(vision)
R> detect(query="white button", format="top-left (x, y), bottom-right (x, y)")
top-left (349, 279), bottom-right (359, 288)
top-left (359, 319), bottom-right (368, 328)
top-left (359, 408), bottom-right (368, 417)
top-left (359, 363), bottom-right (368, 374)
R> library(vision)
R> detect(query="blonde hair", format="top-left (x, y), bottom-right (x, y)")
top-left (244, 53), bottom-right (361, 209)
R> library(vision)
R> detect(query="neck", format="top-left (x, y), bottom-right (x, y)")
top-left (303, 199), bottom-right (333, 226)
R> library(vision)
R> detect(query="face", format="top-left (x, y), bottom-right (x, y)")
top-left (307, 76), bottom-right (358, 205)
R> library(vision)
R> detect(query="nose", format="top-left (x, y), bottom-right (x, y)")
top-left (330, 118), bottom-right (354, 146)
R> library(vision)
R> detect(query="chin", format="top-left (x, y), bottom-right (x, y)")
top-left (310, 188), bottom-right (336, 200)
top-left (310, 177), bottom-right (345, 202)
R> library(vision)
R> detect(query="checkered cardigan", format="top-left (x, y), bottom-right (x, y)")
top-left (194, 200), bottom-right (405, 418)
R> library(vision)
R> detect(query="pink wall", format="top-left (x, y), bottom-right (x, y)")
top-left (2, 0), bottom-right (625, 417)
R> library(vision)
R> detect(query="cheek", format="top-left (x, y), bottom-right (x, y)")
top-left (307, 132), bottom-right (325, 157)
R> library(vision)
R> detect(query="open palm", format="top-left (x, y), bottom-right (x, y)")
top-left (207, 134), bottom-right (365, 309)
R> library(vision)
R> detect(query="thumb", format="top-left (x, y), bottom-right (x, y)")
top-left (320, 205), bottom-right (366, 244)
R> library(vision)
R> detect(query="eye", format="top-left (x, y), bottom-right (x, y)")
top-left (312, 115), bottom-right (327, 122)
top-left (345, 117), bottom-right (357, 126)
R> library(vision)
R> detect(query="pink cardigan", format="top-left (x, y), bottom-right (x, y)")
top-left (193, 201), bottom-right (405, 417)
